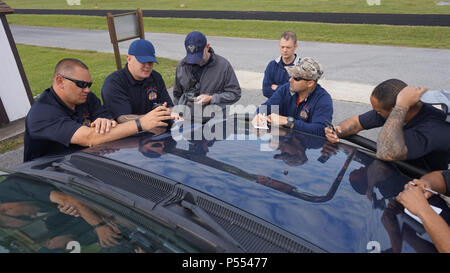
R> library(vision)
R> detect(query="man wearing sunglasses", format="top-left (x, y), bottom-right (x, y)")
top-left (101, 39), bottom-right (176, 124)
top-left (252, 57), bottom-right (333, 137)
top-left (24, 58), bottom-right (173, 162)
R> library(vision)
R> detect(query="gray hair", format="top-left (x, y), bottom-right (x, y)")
top-left (280, 31), bottom-right (297, 45)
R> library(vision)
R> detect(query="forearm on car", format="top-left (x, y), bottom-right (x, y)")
top-left (117, 114), bottom-right (143, 123)
top-left (376, 106), bottom-right (408, 161)
top-left (71, 121), bottom-right (139, 147)
top-left (421, 171), bottom-right (446, 194)
top-left (417, 207), bottom-right (450, 253)
top-left (337, 116), bottom-right (364, 137)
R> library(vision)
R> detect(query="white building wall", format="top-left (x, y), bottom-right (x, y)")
top-left (0, 20), bottom-right (31, 122)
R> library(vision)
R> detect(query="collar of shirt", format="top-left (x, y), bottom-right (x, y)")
top-left (276, 54), bottom-right (299, 66)
top-left (49, 86), bottom-right (77, 115)
top-left (290, 83), bottom-right (319, 105)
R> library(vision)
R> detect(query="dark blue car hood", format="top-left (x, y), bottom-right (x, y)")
top-left (82, 119), bottom-right (445, 252)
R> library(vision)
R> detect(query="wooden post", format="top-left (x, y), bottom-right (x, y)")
top-left (106, 12), bottom-right (122, 70)
top-left (0, 98), bottom-right (9, 125)
top-left (137, 8), bottom-right (145, 39)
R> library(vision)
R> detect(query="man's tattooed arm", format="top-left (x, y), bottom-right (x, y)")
top-left (337, 115), bottom-right (364, 137)
top-left (376, 106), bottom-right (408, 161)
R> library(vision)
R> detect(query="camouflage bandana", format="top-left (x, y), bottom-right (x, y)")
top-left (285, 57), bottom-right (324, 81)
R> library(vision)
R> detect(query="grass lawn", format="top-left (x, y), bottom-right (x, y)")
top-left (4, 0), bottom-right (450, 14)
top-left (8, 14), bottom-right (450, 49)
top-left (0, 135), bottom-right (24, 154)
top-left (16, 43), bottom-right (178, 98)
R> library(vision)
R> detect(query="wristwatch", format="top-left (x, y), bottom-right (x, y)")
top-left (285, 117), bottom-right (294, 129)
top-left (135, 118), bottom-right (143, 133)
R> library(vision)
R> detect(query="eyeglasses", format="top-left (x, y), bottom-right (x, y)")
top-left (58, 74), bottom-right (92, 89)
top-left (292, 76), bottom-right (311, 82)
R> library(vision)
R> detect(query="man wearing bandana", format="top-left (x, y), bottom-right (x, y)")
top-left (253, 57), bottom-right (333, 137)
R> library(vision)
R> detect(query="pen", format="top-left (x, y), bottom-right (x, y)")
top-left (409, 181), bottom-right (450, 207)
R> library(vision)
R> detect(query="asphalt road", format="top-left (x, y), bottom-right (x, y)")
top-left (11, 25), bottom-right (450, 89)
top-left (13, 9), bottom-right (450, 26)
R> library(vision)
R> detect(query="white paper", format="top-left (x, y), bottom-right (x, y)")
top-left (252, 114), bottom-right (269, 129)
top-left (404, 205), bottom-right (442, 225)
top-left (252, 122), bottom-right (269, 129)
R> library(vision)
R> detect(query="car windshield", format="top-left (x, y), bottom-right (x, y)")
top-left (0, 173), bottom-right (202, 253)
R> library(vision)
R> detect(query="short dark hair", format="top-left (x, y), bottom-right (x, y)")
top-left (53, 58), bottom-right (89, 78)
top-left (280, 31), bottom-right (297, 45)
top-left (371, 79), bottom-right (407, 110)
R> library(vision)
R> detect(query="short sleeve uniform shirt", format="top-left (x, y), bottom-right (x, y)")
top-left (24, 87), bottom-right (113, 162)
top-left (358, 104), bottom-right (450, 171)
top-left (101, 65), bottom-right (173, 118)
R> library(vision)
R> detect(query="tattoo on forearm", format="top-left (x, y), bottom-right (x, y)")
top-left (377, 106), bottom-right (408, 161)
top-left (339, 123), bottom-right (358, 137)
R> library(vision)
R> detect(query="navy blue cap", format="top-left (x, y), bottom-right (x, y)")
top-left (184, 31), bottom-right (207, 64)
top-left (128, 39), bottom-right (158, 64)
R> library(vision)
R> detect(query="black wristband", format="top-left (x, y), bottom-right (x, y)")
top-left (135, 118), bottom-right (143, 133)
top-left (92, 221), bottom-right (107, 229)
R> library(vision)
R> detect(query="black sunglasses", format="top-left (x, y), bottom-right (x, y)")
top-left (58, 74), bottom-right (92, 89)
top-left (292, 76), bottom-right (311, 82)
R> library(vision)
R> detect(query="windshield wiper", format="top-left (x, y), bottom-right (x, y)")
top-left (179, 192), bottom-right (245, 252)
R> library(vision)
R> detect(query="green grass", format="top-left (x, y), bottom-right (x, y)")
top-left (16, 43), bottom-right (178, 98)
top-left (8, 14), bottom-right (450, 49)
top-left (0, 135), bottom-right (24, 154)
top-left (4, 0), bottom-right (450, 14)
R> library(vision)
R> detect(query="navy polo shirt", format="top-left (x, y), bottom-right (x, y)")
top-left (101, 64), bottom-right (174, 118)
top-left (443, 170), bottom-right (450, 196)
top-left (262, 55), bottom-right (298, 99)
top-left (24, 87), bottom-right (113, 162)
top-left (258, 82), bottom-right (333, 137)
top-left (359, 104), bottom-right (450, 171)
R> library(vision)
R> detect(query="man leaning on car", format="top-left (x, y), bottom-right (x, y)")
top-left (324, 79), bottom-right (450, 171)
top-left (252, 57), bottom-right (333, 137)
top-left (101, 39), bottom-right (175, 124)
top-left (24, 58), bottom-right (173, 162)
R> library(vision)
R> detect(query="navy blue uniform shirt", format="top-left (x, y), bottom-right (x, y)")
top-left (443, 170), bottom-right (450, 196)
top-left (359, 104), bottom-right (450, 171)
top-left (101, 64), bottom-right (173, 118)
top-left (262, 55), bottom-right (299, 99)
top-left (24, 87), bottom-right (113, 162)
top-left (258, 82), bottom-right (333, 137)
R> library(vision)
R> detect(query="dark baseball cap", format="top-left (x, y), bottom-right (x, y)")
top-left (184, 31), bottom-right (207, 64)
top-left (128, 39), bottom-right (159, 64)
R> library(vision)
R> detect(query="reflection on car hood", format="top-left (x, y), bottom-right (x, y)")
top-left (79, 119), bottom-right (434, 252)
